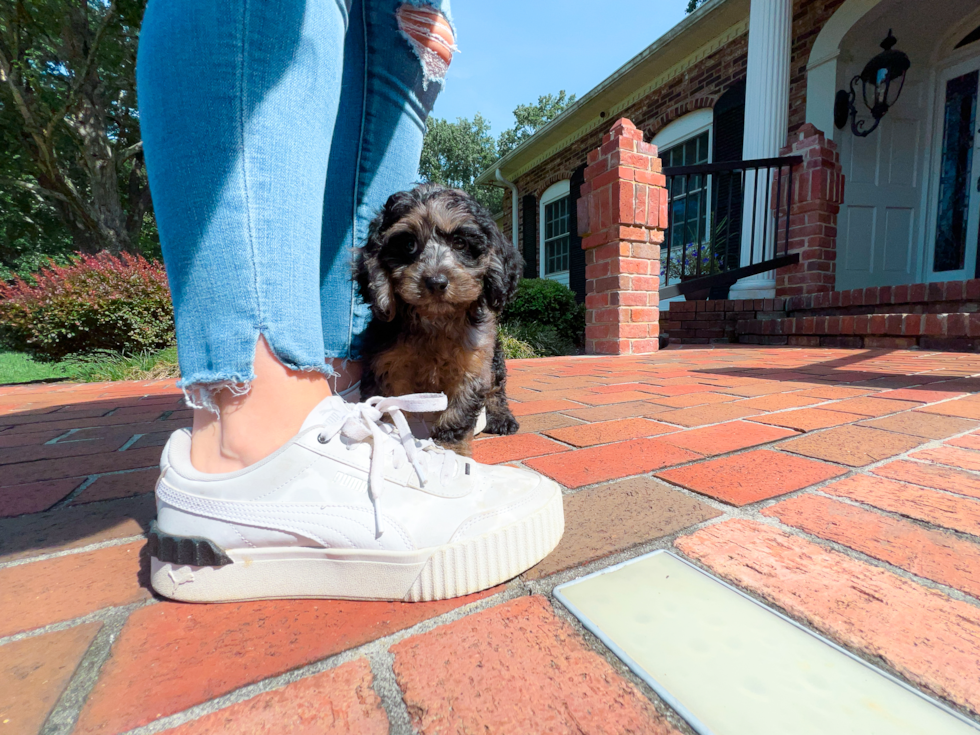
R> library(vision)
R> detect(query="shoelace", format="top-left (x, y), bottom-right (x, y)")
top-left (318, 393), bottom-right (455, 538)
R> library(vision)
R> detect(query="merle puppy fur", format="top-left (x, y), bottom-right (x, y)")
top-left (354, 183), bottom-right (523, 455)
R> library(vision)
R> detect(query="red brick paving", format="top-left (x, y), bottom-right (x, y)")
top-left (0, 478), bottom-right (82, 518)
top-left (543, 417), bottom-right (676, 447)
top-left (764, 494), bottom-right (980, 599)
top-left (525, 438), bottom-right (699, 488)
top-left (4, 348), bottom-right (980, 729)
top-left (0, 542), bottom-right (149, 637)
top-left (659, 421), bottom-right (798, 456)
top-left (823, 396), bottom-right (922, 417)
top-left (156, 661), bottom-right (388, 735)
top-left (657, 449), bottom-right (846, 505)
top-left (645, 391), bottom-right (740, 408)
top-left (524, 477), bottom-right (721, 580)
top-left (822, 475), bottom-right (980, 537)
top-left (749, 407), bottom-right (864, 432)
top-left (859, 412), bottom-right (978, 439)
top-left (68, 467), bottom-right (158, 504)
top-left (948, 431), bottom-right (980, 451)
top-left (911, 445), bottom-right (980, 472)
top-left (390, 596), bottom-right (680, 735)
top-left (779, 425), bottom-right (927, 467)
top-left (873, 459), bottom-right (980, 499)
top-left (558, 400), bottom-right (666, 422)
top-left (917, 396), bottom-right (980, 420)
top-left (508, 398), bottom-right (584, 416)
top-left (676, 519), bottom-right (980, 713)
top-left (876, 388), bottom-right (966, 403)
top-left (471, 433), bottom-right (569, 464)
top-left (0, 494), bottom-right (153, 563)
top-left (75, 589), bottom-right (499, 735)
top-left (735, 392), bottom-right (825, 411)
top-left (655, 402), bottom-right (764, 427)
top-left (0, 622), bottom-right (101, 735)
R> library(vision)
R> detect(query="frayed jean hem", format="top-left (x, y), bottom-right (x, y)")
top-left (179, 361), bottom-right (337, 413)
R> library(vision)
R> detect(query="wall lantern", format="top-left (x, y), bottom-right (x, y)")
top-left (834, 30), bottom-right (911, 137)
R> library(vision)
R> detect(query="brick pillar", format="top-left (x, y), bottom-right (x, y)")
top-left (577, 119), bottom-right (666, 355)
top-left (774, 123), bottom-right (845, 298)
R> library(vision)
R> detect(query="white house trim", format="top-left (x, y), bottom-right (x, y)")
top-left (652, 109), bottom-right (713, 153)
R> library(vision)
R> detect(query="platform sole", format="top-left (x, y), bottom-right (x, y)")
top-left (150, 484), bottom-right (564, 603)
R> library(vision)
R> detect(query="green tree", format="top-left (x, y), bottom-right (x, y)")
top-left (419, 91), bottom-right (577, 213)
top-left (496, 90), bottom-right (576, 159)
top-left (0, 0), bottom-right (153, 269)
top-left (418, 112), bottom-right (502, 211)
top-left (686, 0), bottom-right (709, 12)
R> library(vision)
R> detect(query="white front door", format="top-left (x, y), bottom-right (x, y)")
top-left (836, 81), bottom-right (926, 291)
top-left (926, 56), bottom-right (980, 283)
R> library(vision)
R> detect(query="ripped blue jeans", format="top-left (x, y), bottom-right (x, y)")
top-left (136, 0), bottom-right (454, 407)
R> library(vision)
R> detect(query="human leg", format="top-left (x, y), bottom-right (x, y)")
top-left (319, 0), bottom-right (457, 365)
top-left (138, 0), bottom-right (349, 471)
top-left (143, 0), bottom-right (564, 602)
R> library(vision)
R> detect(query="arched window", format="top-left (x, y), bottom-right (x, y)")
top-left (539, 180), bottom-right (571, 285)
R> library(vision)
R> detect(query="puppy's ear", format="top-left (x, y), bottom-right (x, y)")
top-left (354, 192), bottom-right (411, 322)
top-left (483, 223), bottom-right (524, 312)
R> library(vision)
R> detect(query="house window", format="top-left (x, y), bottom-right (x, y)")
top-left (539, 180), bottom-right (571, 286)
top-left (662, 131), bottom-right (711, 261)
top-left (654, 111), bottom-right (713, 281)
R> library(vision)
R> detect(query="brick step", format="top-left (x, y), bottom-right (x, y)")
top-left (738, 313), bottom-right (980, 350)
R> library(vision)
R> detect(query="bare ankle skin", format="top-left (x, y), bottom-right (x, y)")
top-left (189, 337), bottom-right (360, 474)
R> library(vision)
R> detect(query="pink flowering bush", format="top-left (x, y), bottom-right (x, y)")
top-left (0, 252), bottom-right (175, 360)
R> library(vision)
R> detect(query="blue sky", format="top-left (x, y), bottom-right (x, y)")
top-left (431, 0), bottom-right (690, 137)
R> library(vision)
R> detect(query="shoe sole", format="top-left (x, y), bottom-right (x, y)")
top-left (150, 482), bottom-right (563, 603)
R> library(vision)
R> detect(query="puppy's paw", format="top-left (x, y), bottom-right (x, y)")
top-left (485, 412), bottom-right (519, 436)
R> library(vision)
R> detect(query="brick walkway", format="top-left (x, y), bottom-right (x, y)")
top-left (3, 346), bottom-right (980, 734)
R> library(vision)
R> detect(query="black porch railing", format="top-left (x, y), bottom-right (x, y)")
top-left (659, 155), bottom-right (804, 300)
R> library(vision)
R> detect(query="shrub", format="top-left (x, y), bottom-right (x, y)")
top-left (0, 252), bottom-right (175, 360)
top-left (501, 279), bottom-right (585, 347)
top-left (498, 328), bottom-right (539, 360)
top-left (500, 321), bottom-right (575, 358)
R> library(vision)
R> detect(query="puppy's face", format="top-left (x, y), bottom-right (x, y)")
top-left (376, 191), bottom-right (492, 318)
top-left (357, 184), bottom-right (524, 323)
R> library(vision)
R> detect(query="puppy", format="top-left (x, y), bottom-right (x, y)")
top-left (354, 183), bottom-right (523, 455)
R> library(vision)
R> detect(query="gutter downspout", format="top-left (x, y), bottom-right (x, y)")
top-left (495, 168), bottom-right (519, 249)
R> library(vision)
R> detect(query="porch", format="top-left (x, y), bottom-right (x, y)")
top-left (3, 345), bottom-right (980, 733)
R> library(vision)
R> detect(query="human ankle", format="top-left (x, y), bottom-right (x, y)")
top-left (188, 339), bottom-right (336, 473)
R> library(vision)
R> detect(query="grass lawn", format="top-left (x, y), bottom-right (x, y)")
top-left (0, 351), bottom-right (72, 384)
top-left (0, 347), bottom-right (180, 385)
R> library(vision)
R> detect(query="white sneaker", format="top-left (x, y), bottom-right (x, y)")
top-left (148, 394), bottom-right (563, 603)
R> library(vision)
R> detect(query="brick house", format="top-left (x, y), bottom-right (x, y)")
top-left (477, 0), bottom-right (980, 353)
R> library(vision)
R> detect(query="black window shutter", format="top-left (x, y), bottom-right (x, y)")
top-left (521, 194), bottom-right (537, 279)
top-left (712, 80), bottom-right (745, 163)
top-left (568, 164), bottom-right (587, 303)
top-left (712, 80), bottom-right (746, 271)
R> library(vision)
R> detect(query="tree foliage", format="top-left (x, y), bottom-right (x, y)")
top-left (495, 90), bottom-right (576, 159)
top-left (686, 0), bottom-right (709, 12)
top-left (418, 112), bottom-right (501, 212)
top-left (0, 0), bottom-right (155, 277)
top-left (419, 91), bottom-right (577, 213)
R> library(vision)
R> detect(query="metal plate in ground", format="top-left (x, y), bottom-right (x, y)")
top-left (554, 551), bottom-right (977, 735)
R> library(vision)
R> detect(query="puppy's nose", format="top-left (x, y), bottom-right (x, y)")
top-left (425, 274), bottom-right (449, 293)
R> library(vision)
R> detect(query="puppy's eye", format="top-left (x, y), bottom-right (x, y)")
top-left (450, 233), bottom-right (467, 250)
top-left (390, 234), bottom-right (418, 255)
